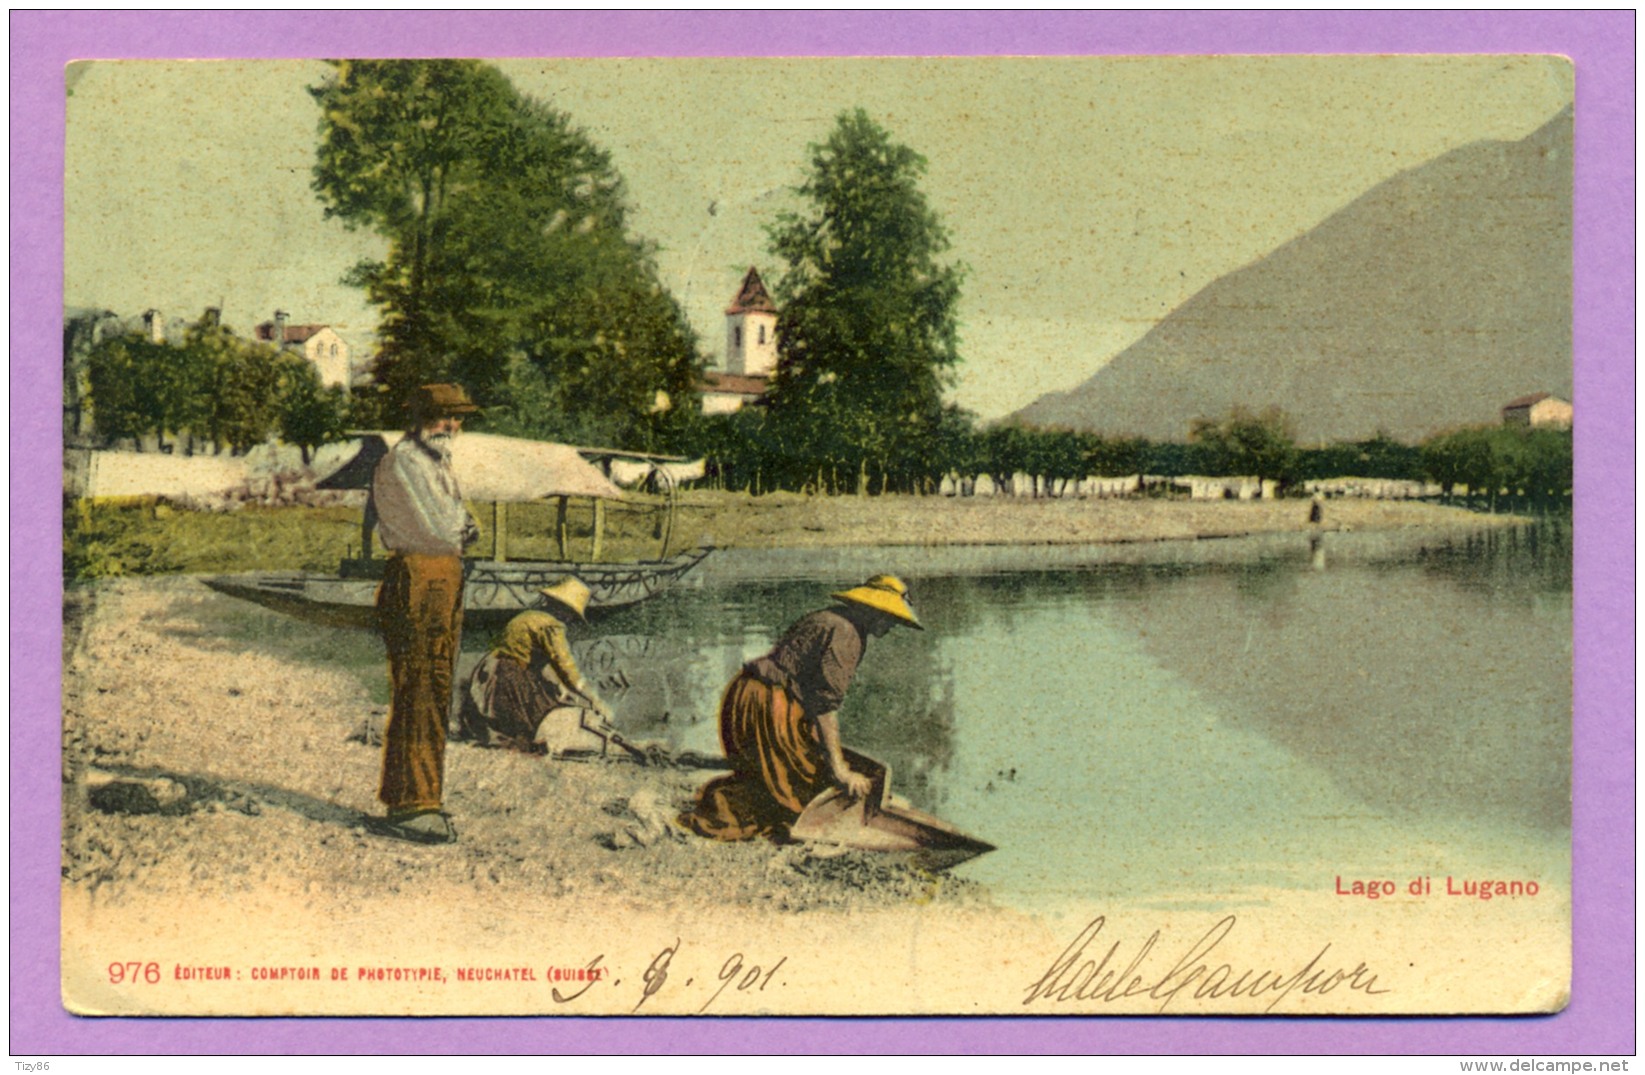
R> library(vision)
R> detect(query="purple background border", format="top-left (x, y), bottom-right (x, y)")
top-left (11, 10), bottom-right (1634, 1056)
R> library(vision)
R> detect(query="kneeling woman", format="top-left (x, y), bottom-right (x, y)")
top-left (458, 578), bottom-right (613, 753)
top-left (682, 574), bottom-right (922, 841)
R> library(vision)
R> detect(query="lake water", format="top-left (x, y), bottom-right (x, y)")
top-left (194, 522), bottom-right (1573, 910)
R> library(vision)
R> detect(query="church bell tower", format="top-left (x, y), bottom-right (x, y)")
top-left (725, 266), bottom-right (778, 377)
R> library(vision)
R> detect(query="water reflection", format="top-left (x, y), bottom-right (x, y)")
top-left (1105, 531), bottom-right (1571, 834)
top-left (1417, 518), bottom-right (1572, 599)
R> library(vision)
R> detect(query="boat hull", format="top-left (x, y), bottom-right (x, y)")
top-left (789, 751), bottom-right (995, 871)
top-left (201, 546), bottom-right (714, 629)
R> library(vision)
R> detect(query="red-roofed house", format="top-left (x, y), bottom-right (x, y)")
top-left (700, 370), bottom-right (770, 416)
top-left (699, 267), bottom-right (777, 414)
top-left (255, 310), bottom-right (352, 388)
top-left (1501, 392), bottom-right (1572, 429)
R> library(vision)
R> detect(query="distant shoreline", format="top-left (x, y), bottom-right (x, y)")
top-left (65, 487), bottom-right (1538, 581)
top-left (671, 490), bottom-right (1530, 553)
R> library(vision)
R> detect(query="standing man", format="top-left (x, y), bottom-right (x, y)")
top-left (369, 383), bottom-right (480, 844)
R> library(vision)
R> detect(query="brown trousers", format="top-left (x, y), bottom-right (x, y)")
top-left (377, 553), bottom-right (465, 816)
top-left (682, 672), bottom-right (829, 841)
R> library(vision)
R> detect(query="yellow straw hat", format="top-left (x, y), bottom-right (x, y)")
top-left (831, 574), bottom-right (923, 630)
top-left (538, 577), bottom-right (592, 622)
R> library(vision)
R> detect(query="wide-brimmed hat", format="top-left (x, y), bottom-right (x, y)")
top-left (538, 577), bottom-right (592, 622)
top-left (831, 574), bottom-right (922, 630)
top-left (406, 383), bottom-right (479, 421)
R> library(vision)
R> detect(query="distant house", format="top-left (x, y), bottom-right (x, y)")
top-left (255, 310), bottom-right (352, 388)
top-left (1501, 392), bottom-right (1572, 429)
top-left (697, 267), bottom-right (776, 414)
top-left (700, 371), bottom-right (771, 416)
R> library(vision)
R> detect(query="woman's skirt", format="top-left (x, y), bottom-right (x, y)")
top-left (681, 671), bottom-right (829, 841)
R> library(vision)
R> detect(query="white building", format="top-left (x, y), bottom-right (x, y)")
top-left (255, 310), bottom-right (352, 388)
top-left (1501, 392), bottom-right (1573, 429)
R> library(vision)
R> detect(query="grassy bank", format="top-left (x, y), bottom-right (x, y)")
top-left (64, 489), bottom-right (1524, 580)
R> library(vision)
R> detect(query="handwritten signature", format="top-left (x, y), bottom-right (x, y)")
top-left (1023, 915), bottom-right (1389, 1012)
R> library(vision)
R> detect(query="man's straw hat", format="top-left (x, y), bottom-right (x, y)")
top-left (538, 577), bottom-right (592, 622)
top-left (831, 574), bottom-right (923, 630)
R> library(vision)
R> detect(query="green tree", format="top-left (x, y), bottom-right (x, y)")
top-left (276, 357), bottom-right (349, 464)
top-left (1422, 427), bottom-right (1496, 506)
top-left (1143, 439), bottom-right (1211, 481)
top-left (1422, 425), bottom-right (1571, 514)
top-left (929, 405), bottom-right (982, 494)
top-left (310, 60), bottom-right (702, 446)
top-left (1014, 427), bottom-right (1081, 497)
top-left (84, 330), bottom-right (211, 452)
top-left (214, 341), bottom-right (287, 454)
top-left (1087, 434), bottom-right (1148, 480)
top-left (1486, 427), bottom-right (1533, 511)
top-left (174, 312), bottom-right (242, 453)
top-left (1522, 427), bottom-right (1573, 509)
top-left (84, 335), bottom-right (150, 448)
top-left (981, 425), bottom-right (1030, 495)
top-left (687, 408), bottom-right (777, 495)
top-left (764, 109), bottom-right (965, 493)
top-left (1353, 431), bottom-right (1422, 481)
top-left (1189, 406), bottom-right (1299, 490)
top-left (311, 60), bottom-right (519, 398)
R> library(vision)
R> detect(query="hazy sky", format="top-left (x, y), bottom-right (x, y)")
top-left (64, 56), bottom-right (1572, 418)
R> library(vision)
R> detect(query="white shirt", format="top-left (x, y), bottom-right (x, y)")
top-left (370, 434), bottom-right (471, 556)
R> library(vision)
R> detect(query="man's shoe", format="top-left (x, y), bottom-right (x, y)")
top-left (371, 811), bottom-right (457, 845)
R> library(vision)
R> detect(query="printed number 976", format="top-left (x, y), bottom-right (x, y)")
top-left (108, 961), bottom-right (160, 984)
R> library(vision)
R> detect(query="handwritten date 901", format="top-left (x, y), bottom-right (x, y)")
top-left (634, 939), bottom-right (788, 1013)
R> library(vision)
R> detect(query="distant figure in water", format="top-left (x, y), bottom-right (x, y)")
top-left (681, 574), bottom-right (923, 842)
top-left (1308, 493), bottom-right (1326, 526)
top-left (457, 579), bottom-right (614, 753)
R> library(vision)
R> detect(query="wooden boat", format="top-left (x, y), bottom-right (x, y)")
top-left (200, 431), bottom-right (714, 628)
top-left (201, 544), bottom-right (713, 629)
top-left (789, 751), bottom-right (995, 871)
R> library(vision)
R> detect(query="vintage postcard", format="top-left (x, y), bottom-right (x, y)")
top-left (21, 11), bottom-right (1633, 1052)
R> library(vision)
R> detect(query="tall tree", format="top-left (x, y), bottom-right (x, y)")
top-left (311, 60), bottom-right (518, 399)
top-left (765, 109), bottom-right (965, 493)
top-left (310, 60), bottom-right (702, 446)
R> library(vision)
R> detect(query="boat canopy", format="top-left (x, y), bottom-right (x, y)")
top-left (316, 432), bottom-right (624, 503)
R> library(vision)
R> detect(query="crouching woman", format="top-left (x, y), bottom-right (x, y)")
top-left (681, 574), bottom-right (923, 842)
top-left (457, 578), bottom-right (612, 753)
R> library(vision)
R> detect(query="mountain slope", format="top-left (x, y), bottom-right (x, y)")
top-left (1012, 108), bottom-right (1572, 442)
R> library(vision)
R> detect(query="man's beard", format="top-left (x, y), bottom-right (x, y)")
top-left (421, 430), bottom-right (455, 461)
